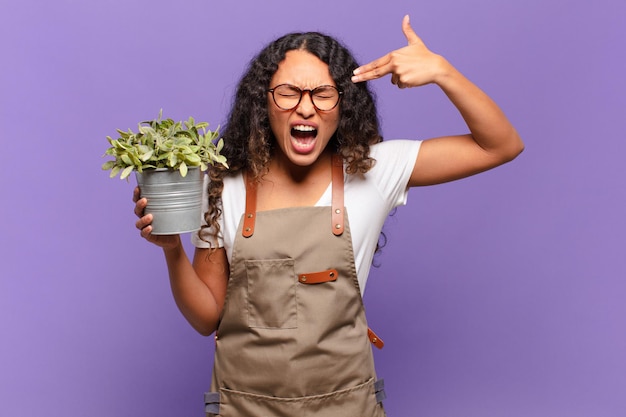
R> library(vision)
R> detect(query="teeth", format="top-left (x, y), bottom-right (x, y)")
top-left (293, 125), bottom-right (316, 132)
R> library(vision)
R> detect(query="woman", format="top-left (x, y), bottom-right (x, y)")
top-left (134, 15), bottom-right (523, 417)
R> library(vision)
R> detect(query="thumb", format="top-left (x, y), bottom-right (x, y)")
top-left (402, 15), bottom-right (421, 45)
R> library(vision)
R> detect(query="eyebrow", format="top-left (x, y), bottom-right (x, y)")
top-left (271, 83), bottom-right (338, 90)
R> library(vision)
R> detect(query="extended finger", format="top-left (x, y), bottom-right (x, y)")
top-left (352, 54), bottom-right (392, 82)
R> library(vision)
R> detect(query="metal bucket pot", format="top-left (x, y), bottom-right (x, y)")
top-left (135, 167), bottom-right (204, 235)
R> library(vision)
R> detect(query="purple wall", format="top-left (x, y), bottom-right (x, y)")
top-left (1, 0), bottom-right (625, 416)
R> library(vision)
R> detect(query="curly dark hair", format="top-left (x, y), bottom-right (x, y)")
top-left (202, 31), bottom-right (383, 244)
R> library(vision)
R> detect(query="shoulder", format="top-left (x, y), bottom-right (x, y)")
top-left (223, 170), bottom-right (244, 186)
top-left (220, 171), bottom-right (246, 219)
top-left (365, 140), bottom-right (422, 181)
top-left (344, 140), bottom-right (421, 208)
top-left (221, 171), bottom-right (245, 198)
top-left (369, 139), bottom-right (422, 162)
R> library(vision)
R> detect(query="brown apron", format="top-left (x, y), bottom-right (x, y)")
top-left (205, 155), bottom-right (386, 417)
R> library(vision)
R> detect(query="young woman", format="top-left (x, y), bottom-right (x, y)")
top-left (134, 15), bottom-right (523, 417)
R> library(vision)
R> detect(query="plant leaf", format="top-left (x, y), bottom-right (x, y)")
top-left (120, 166), bottom-right (134, 179)
top-left (102, 160), bottom-right (116, 170)
top-left (139, 149), bottom-right (154, 162)
top-left (185, 154), bottom-right (201, 164)
top-left (104, 111), bottom-right (227, 179)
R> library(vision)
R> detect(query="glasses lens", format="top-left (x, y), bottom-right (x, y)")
top-left (273, 85), bottom-right (302, 110)
top-left (271, 85), bottom-right (341, 111)
top-left (312, 86), bottom-right (340, 111)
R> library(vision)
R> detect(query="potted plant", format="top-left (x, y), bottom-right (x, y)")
top-left (102, 110), bottom-right (228, 235)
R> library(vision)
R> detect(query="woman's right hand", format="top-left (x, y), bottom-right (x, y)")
top-left (133, 186), bottom-right (181, 249)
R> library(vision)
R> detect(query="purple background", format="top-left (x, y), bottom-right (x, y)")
top-left (1, 0), bottom-right (625, 416)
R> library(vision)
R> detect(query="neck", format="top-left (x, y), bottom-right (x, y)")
top-left (253, 148), bottom-right (334, 211)
top-left (268, 148), bottom-right (333, 184)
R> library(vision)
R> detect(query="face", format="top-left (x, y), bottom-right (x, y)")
top-left (268, 50), bottom-right (340, 168)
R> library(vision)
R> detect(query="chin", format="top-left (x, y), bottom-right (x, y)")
top-left (286, 152), bottom-right (321, 167)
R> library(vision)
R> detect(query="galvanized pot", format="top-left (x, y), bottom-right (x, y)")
top-left (135, 167), bottom-right (204, 235)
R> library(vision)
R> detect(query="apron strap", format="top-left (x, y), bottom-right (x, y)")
top-left (242, 174), bottom-right (257, 238)
top-left (242, 155), bottom-right (345, 237)
top-left (204, 391), bottom-right (220, 414)
top-left (331, 153), bottom-right (345, 236)
top-left (374, 379), bottom-right (387, 403)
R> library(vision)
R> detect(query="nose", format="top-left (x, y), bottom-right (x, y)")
top-left (296, 91), bottom-right (316, 117)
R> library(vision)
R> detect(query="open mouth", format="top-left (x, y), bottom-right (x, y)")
top-left (291, 125), bottom-right (318, 153)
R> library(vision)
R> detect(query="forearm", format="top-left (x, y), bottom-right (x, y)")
top-left (163, 241), bottom-right (222, 336)
top-left (434, 57), bottom-right (524, 160)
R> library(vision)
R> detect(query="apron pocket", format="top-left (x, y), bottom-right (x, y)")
top-left (245, 258), bottom-right (297, 329)
top-left (217, 378), bottom-right (385, 417)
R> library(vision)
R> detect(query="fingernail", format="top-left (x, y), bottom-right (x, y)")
top-left (353, 68), bottom-right (360, 75)
top-left (351, 75), bottom-right (359, 83)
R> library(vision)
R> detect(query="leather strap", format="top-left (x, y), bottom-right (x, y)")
top-left (331, 154), bottom-right (344, 236)
top-left (243, 155), bottom-right (345, 237)
top-left (367, 327), bottom-right (384, 349)
top-left (298, 269), bottom-right (339, 284)
top-left (242, 174), bottom-right (257, 238)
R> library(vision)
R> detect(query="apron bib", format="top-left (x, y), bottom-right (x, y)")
top-left (205, 155), bottom-right (386, 417)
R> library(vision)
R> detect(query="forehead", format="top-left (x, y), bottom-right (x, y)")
top-left (271, 50), bottom-right (335, 87)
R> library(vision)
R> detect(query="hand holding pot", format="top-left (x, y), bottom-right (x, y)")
top-left (133, 187), bottom-right (181, 249)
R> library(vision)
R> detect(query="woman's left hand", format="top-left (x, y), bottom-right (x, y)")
top-left (351, 15), bottom-right (446, 89)
top-left (351, 14), bottom-right (524, 187)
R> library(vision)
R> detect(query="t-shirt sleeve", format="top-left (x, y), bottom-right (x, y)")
top-left (369, 140), bottom-right (421, 209)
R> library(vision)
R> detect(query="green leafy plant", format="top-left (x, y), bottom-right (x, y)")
top-left (102, 110), bottom-right (228, 179)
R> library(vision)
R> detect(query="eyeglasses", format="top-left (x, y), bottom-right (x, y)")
top-left (267, 84), bottom-right (343, 112)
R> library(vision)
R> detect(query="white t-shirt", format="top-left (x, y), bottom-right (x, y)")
top-left (192, 139), bottom-right (421, 293)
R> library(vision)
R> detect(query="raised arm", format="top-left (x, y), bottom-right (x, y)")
top-left (134, 188), bottom-right (228, 336)
top-left (352, 15), bottom-right (524, 186)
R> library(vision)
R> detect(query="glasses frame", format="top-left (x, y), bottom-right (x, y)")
top-left (267, 84), bottom-right (343, 112)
